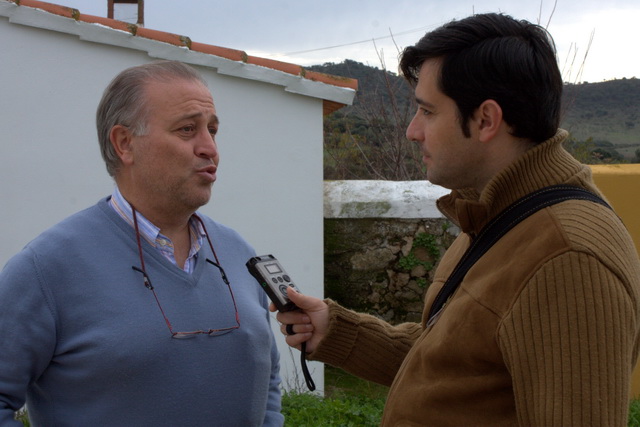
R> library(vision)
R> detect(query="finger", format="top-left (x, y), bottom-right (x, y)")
top-left (276, 310), bottom-right (310, 325)
top-left (285, 332), bottom-right (313, 348)
top-left (287, 288), bottom-right (327, 313)
top-left (280, 322), bottom-right (313, 336)
top-left (286, 287), bottom-right (325, 313)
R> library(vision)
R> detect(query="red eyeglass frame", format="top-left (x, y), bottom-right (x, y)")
top-left (130, 206), bottom-right (240, 339)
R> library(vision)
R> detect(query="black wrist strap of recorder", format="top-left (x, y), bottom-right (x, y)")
top-left (300, 342), bottom-right (316, 391)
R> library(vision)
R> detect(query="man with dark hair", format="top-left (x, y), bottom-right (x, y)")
top-left (400, 13), bottom-right (563, 143)
top-left (277, 13), bottom-right (640, 426)
top-left (0, 61), bottom-right (284, 426)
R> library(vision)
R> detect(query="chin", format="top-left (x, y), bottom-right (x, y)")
top-left (197, 195), bottom-right (212, 208)
top-left (187, 192), bottom-right (212, 210)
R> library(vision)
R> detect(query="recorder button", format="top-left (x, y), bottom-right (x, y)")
top-left (283, 275), bottom-right (291, 282)
top-left (279, 284), bottom-right (288, 296)
top-left (271, 278), bottom-right (278, 284)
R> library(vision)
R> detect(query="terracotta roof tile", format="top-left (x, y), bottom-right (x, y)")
top-left (190, 42), bottom-right (247, 63)
top-left (246, 55), bottom-right (303, 77)
top-left (7, 0), bottom-right (358, 107)
top-left (78, 13), bottom-right (132, 33)
top-left (13, 0), bottom-right (79, 19)
top-left (303, 69), bottom-right (361, 90)
top-left (135, 26), bottom-right (191, 48)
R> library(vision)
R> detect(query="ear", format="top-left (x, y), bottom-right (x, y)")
top-left (473, 100), bottom-right (503, 143)
top-left (109, 125), bottom-right (135, 166)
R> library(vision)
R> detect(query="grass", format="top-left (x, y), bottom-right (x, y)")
top-left (14, 371), bottom-right (640, 426)
top-left (282, 391), bottom-right (384, 427)
top-left (14, 408), bottom-right (29, 426)
top-left (282, 365), bottom-right (387, 427)
top-left (323, 365), bottom-right (389, 400)
top-left (283, 366), bottom-right (640, 427)
top-left (630, 399), bottom-right (640, 427)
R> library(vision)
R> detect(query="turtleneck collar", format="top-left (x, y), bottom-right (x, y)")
top-left (436, 129), bottom-right (599, 236)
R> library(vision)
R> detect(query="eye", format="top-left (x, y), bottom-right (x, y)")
top-left (175, 124), bottom-right (198, 139)
top-left (208, 126), bottom-right (217, 136)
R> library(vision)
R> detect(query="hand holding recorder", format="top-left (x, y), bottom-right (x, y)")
top-left (246, 255), bottom-right (329, 391)
top-left (271, 287), bottom-right (329, 354)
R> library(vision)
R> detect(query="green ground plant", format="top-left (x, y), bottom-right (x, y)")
top-left (14, 371), bottom-right (640, 426)
top-left (629, 399), bottom-right (640, 427)
top-left (282, 391), bottom-right (384, 427)
top-left (282, 366), bottom-right (640, 427)
top-left (15, 408), bottom-right (28, 426)
top-left (398, 232), bottom-right (440, 273)
top-left (282, 366), bottom-right (386, 427)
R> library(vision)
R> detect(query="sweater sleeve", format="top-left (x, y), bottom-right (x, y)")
top-left (0, 250), bottom-right (56, 427)
top-left (263, 301), bottom-right (285, 427)
top-left (498, 251), bottom-right (638, 427)
top-left (308, 300), bottom-right (423, 386)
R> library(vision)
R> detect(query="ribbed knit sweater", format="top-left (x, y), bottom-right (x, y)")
top-left (310, 130), bottom-right (640, 426)
top-left (0, 199), bottom-right (284, 426)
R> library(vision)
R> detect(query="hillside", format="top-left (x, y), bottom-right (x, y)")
top-left (309, 60), bottom-right (413, 111)
top-left (562, 79), bottom-right (640, 159)
top-left (310, 61), bottom-right (640, 162)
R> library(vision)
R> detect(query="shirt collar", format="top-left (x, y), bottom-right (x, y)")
top-left (108, 186), bottom-right (206, 252)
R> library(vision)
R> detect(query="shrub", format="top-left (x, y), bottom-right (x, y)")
top-left (14, 391), bottom-right (640, 426)
top-left (283, 388), bottom-right (640, 427)
top-left (14, 408), bottom-right (29, 426)
top-left (282, 391), bottom-right (384, 427)
top-left (629, 399), bottom-right (640, 427)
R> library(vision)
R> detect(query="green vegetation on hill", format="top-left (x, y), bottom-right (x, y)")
top-left (563, 79), bottom-right (640, 160)
top-left (309, 60), bottom-right (413, 112)
top-left (311, 60), bottom-right (640, 179)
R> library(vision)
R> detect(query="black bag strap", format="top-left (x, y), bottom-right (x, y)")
top-left (426, 185), bottom-right (612, 325)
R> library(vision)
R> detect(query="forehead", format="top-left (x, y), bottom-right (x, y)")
top-left (415, 59), bottom-right (454, 108)
top-left (144, 78), bottom-right (216, 117)
top-left (415, 59), bottom-right (442, 93)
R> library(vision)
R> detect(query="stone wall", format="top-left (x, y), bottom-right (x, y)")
top-left (323, 181), bottom-right (457, 324)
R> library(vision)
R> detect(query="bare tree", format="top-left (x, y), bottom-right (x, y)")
top-left (323, 39), bottom-right (424, 181)
top-left (324, 1), bottom-right (598, 179)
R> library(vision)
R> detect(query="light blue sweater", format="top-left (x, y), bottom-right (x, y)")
top-left (0, 198), bottom-right (284, 426)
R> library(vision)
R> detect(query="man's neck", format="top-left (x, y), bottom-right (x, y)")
top-left (116, 184), bottom-right (195, 268)
top-left (474, 135), bottom-right (536, 193)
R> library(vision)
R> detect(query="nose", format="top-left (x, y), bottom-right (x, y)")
top-left (405, 112), bottom-right (422, 143)
top-left (195, 129), bottom-right (218, 161)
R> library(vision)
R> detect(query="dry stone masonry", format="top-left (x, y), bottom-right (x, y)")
top-left (324, 181), bottom-right (458, 324)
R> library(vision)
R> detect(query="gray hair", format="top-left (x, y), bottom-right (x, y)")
top-left (96, 61), bottom-right (208, 177)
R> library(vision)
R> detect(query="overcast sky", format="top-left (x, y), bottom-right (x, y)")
top-left (56, 0), bottom-right (638, 83)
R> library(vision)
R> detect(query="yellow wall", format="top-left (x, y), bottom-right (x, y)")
top-left (590, 164), bottom-right (640, 398)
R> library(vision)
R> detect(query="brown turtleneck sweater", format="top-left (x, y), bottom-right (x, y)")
top-left (310, 130), bottom-right (640, 426)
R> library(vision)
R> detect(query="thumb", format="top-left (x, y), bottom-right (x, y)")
top-left (288, 287), bottom-right (324, 312)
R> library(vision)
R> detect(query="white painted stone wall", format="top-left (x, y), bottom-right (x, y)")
top-left (324, 180), bottom-right (450, 219)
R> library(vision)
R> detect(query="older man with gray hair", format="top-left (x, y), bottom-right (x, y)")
top-left (0, 61), bottom-right (284, 426)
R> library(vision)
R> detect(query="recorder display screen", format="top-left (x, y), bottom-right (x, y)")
top-left (265, 263), bottom-right (282, 274)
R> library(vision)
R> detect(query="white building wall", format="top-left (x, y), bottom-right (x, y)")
top-left (0, 13), bottom-right (324, 392)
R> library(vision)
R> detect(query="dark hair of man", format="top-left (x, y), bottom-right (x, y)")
top-left (399, 13), bottom-right (562, 143)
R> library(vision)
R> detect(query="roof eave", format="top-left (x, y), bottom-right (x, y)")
top-left (1, 0), bottom-right (357, 112)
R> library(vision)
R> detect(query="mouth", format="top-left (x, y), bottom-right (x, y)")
top-left (196, 165), bottom-right (217, 182)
